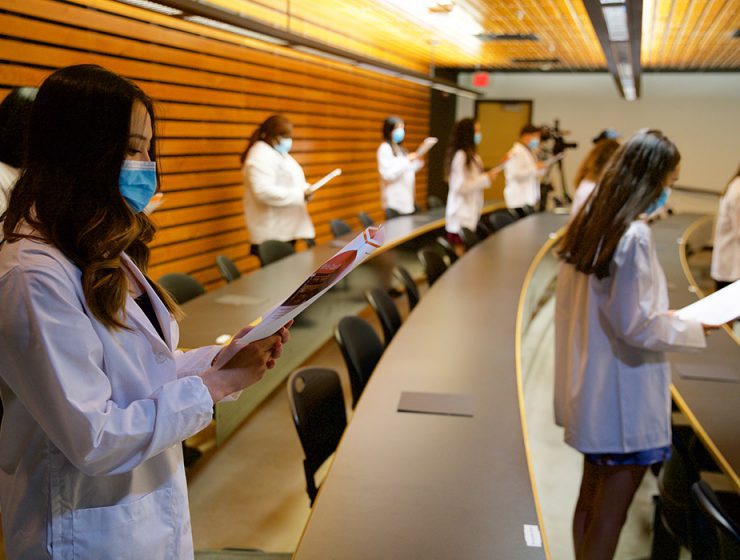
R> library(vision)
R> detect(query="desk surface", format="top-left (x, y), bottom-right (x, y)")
top-left (653, 214), bottom-right (740, 492)
top-left (294, 212), bottom-right (567, 560)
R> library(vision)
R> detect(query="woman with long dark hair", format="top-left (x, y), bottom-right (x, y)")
top-left (570, 137), bottom-right (620, 216)
top-left (377, 116), bottom-right (424, 216)
top-left (241, 114), bottom-right (315, 254)
top-left (710, 164), bottom-right (740, 291)
top-left (443, 118), bottom-right (499, 246)
top-left (555, 129), bottom-right (711, 559)
top-left (0, 65), bottom-right (289, 558)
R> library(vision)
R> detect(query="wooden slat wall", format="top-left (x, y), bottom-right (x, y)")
top-left (0, 0), bottom-right (431, 288)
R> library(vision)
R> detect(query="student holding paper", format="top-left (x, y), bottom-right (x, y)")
top-left (377, 116), bottom-right (425, 216)
top-left (503, 124), bottom-right (545, 210)
top-left (241, 114), bottom-right (315, 253)
top-left (444, 118), bottom-right (500, 247)
top-left (570, 138), bottom-right (620, 217)
top-left (555, 129), bottom-right (712, 560)
top-left (0, 65), bottom-right (290, 559)
top-left (711, 165), bottom-right (740, 291)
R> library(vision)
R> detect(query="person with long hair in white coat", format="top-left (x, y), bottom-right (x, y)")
top-left (0, 65), bottom-right (290, 559)
top-left (377, 116), bottom-right (423, 217)
top-left (711, 165), bottom-right (740, 291)
top-left (241, 114), bottom-right (315, 255)
top-left (555, 129), bottom-right (713, 559)
top-left (443, 118), bottom-right (500, 248)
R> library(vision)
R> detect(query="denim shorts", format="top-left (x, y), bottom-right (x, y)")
top-left (585, 445), bottom-right (672, 466)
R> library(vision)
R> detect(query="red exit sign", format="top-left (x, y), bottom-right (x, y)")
top-left (472, 72), bottom-right (489, 88)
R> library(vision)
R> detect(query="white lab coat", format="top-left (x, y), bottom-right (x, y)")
top-left (0, 233), bottom-right (219, 559)
top-left (570, 179), bottom-right (596, 217)
top-left (711, 177), bottom-right (740, 283)
top-left (554, 220), bottom-right (705, 453)
top-left (445, 150), bottom-right (491, 235)
top-left (376, 142), bottom-right (423, 215)
top-left (242, 140), bottom-right (315, 245)
top-left (503, 142), bottom-right (540, 209)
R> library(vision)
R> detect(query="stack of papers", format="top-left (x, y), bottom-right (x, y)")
top-left (676, 280), bottom-right (740, 325)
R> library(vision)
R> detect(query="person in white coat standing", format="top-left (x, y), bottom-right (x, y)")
top-left (444, 118), bottom-right (500, 248)
top-left (570, 138), bottom-right (620, 217)
top-left (711, 165), bottom-right (740, 291)
top-left (555, 129), bottom-right (713, 559)
top-left (377, 116), bottom-right (423, 217)
top-left (503, 123), bottom-right (545, 210)
top-left (241, 114), bottom-right (315, 255)
top-left (0, 64), bottom-right (290, 559)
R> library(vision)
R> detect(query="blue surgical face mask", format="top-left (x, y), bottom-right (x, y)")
top-left (528, 138), bottom-right (540, 150)
top-left (645, 187), bottom-right (672, 215)
top-left (275, 137), bottom-right (293, 154)
top-left (119, 160), bottom-right (157, 213)
top-left (474, 132), bottom-right (482, 146)
top-left (392, 127), bottom-right (405, 144)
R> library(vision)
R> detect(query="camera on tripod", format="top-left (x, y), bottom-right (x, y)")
top-left (538, 119), bottom-right (578, 205)
top-left (540, 119), bottom-right (578, 156)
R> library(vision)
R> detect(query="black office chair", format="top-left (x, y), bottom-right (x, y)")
top-left (157, 272), bottom-right (205, 304)
top-left (334, 316), bottom-right (384, 408)
top-left (513, 207), bottom-right (528, 218)
top-left (417, 248), bottom-right (448, 287)
top-left (475, 220), bottom-right (492, 240)
top-left (330, 219), bottom-right (352, 238)
top-left (523, 204), bottom-right (536, 215)
top-left (487, 210), bottom-right (516, 232)
top-left (287, 367), bottom-right (347, 504)
top-left (215, 255), bottom-right (241, 283)
top-left (365, 287), bottom-right (402, 347)
top-left (392, 265), bottom-right (420, 311)
top-left (384, 208), bottom-right (401, 220)
top-left (357, 212), bottom-right (375, 228)
top-left (460, 227), bottom-right (479, 250)
top-left (691, 480), bottom-right (740, 560)
top-left (427, 195), bottom-right (444, 209)
top-left (434, 236), bottom-right (458, 265)
top-left (257, 240), bottom-right (295, 267)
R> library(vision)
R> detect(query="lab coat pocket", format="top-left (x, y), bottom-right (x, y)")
top-left (72, 486), bottom-right (174, 559)
top-left (617, 361), bottom-right (670, 450)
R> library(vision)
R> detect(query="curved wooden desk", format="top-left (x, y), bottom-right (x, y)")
top-left (653, 214), bottom-right (740, 492)
top-left (293, 212), bottom-right (567, 560)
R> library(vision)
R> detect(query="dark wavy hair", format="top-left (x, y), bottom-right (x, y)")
top-left (382, 116), bottom-right (406, 157)
top-left (559, 129), bottom-right (681, 278)
top-left (240, 114), bottom-right (293, 163)
top-left (445, 118), bottom-right (480, 178)
top-left (574, 138), bottom-right (620, 188)
top-left (2, 64), bottom-right (178, 329)
top-left (0, 87), bottom-right (38, 168)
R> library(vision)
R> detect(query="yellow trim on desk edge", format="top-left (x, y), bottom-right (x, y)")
top-left (515, 227), bottom-right (563, 560)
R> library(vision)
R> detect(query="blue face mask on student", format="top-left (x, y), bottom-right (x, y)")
top-left (119, 160), bottom-right (157, 213)
top-left (275, 137), bottom-right (293, 154)
top-left (474, 132), bottom-right (482, 146)
top-left (645, 187), bottom-right (672, 215)
top-left (528, 138), bottom-right (540, 150)
top-left (392, 128), bottom-right (405, 144)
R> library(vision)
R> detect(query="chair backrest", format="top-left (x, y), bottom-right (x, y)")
top-left (215, 255), bottom-right (241, 283)
top-left (460, 227), bottom-right (479, 250)
top-left (434, 236), bottom-right (458, 264)
top-left (365, 287), bottom-right (402, 346)
top-left (384, 208), bottom-right (401, 220)
top-left (334, 316), bottom-right (384, 408)
top-left (417, 248), bottom-right (448, 287)
top-left (157, 272), bottom-right (205, 304)
top-left (475, 220), bottom-right (492, 240)
top-left (513, 207), bottom-right (527, 218)
top-left (523, 204), bottom-right (536, 215)
top-left (330, 219), bottom-right (352, 238)
top-left (427, 195), bottom-right (444, 209)
top-left (392, 266), bottom-right (420, 311)
top-left (357, 211), bottom-right (375, 228)
top-left (692, 480), bottom-right (740, 559)
top-left (288, 367), bottom-right (347, 504)
top-left (257, 240), bottom-right (295, 267)
top-left (488, 211), bottom-right (516, 232)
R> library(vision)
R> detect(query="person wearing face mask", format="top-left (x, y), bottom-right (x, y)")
top-left (710, 165), bottom-right (740, 292)
top-left (555, 129), bottom-right (713, 560)
top-left (503, 123), bottom-right (546, 210)
top-left (0, 65), bottom-right (291, 559)
top-left (377, 116), bottom-right (424, 217)
top-left (241, 114), bottom-right (315, 255)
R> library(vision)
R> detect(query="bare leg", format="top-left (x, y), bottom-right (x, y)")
top-left (580, 464), bottom-right (648, 560)
top-left (573, 459), bottom-right (598, 555)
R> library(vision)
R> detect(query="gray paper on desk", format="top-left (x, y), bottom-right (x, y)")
top-left (398, 391), bottom-right (474, 417)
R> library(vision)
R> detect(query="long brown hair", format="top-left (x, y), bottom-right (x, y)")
top-left (240, 114), bottom-right (293, 163)
top-left (445, 118), bottom-right (481, 179)
top-left (2, 64), bottom-right (179, 329)
top-left (559, 129), bottom-right (680, 278)
top-left (574, 138), bottom-right (620, 188)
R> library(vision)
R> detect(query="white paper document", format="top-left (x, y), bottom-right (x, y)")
top-left (306, 168), bottom-right (341, 195)
top-left (233, 226), bottom-right (385, 348)
top-left (415, 137), bottom-right (438, 158)
top-left (676, 280), bottom-right (740, 325)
